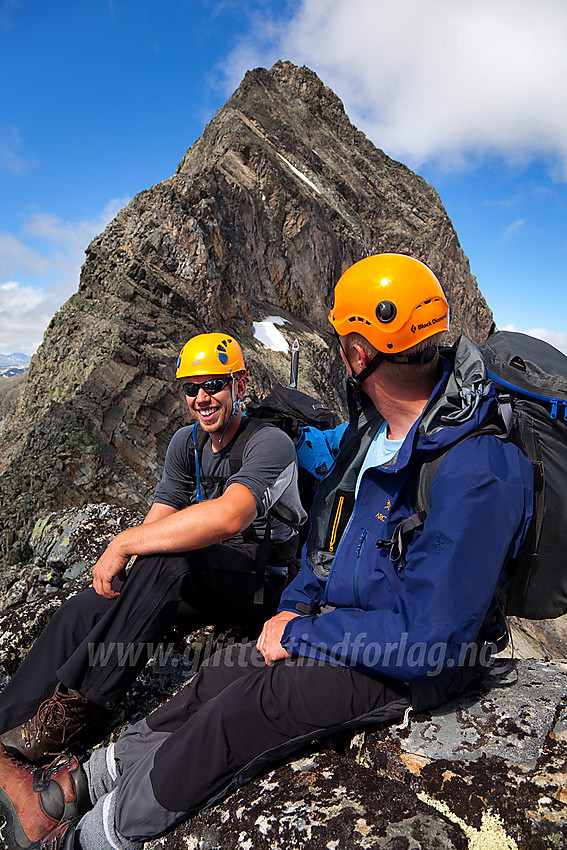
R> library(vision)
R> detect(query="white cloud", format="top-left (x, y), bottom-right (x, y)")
top-left (525, 328), bottom-right (567, 356)
top-left (0, 232), bottom-right (50, 278)
top-left (23, 198), bottom-right (127, 252)
top-left (0, 280), bottom-right (52, 356)
top-left (0, 197), bottom-right (129, 355)
top-left (0, 125), bottom-right (38, 175)
top-left (501, 219), bottom-right (525, 243)
top-left (224, 0), bottom-right (567, 176)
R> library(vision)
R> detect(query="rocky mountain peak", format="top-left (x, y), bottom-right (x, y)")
top-left (0, 61), bottom-right (492, 561)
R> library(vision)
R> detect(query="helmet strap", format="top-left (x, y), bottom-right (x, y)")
top-left (387, 346), bottom-right (437, 365)
top-left (218, 374), bottom-right (240, 446)
top-left (343, 341), bottom-right (438, 406)
top-left (350, 350), bottom-right (386, 388)
top-left (337, 331), bottom-right (386, 386)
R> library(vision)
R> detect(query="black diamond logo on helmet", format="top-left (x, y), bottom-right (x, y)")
top-left (410, 325), bottom-right (417, 334)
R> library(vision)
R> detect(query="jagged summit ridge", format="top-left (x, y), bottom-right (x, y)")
top-left (0, 60), bottom-right (492, 559)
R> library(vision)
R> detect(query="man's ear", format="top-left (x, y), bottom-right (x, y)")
top-left (236, 376), bottom-right (247, 400)
top-left (350, 342), bottom-right (369, 372)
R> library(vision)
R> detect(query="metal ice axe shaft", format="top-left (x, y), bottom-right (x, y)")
top-left (289, 339), bottom-right (299, 389)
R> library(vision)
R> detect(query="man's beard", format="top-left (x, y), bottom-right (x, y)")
top-left (193, 402), bottom-right (231, 435)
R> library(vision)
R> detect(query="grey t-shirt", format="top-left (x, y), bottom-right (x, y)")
top-left (153, 422), bottom-right (307, 543)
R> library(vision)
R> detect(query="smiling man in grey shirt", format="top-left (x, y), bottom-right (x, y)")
top-left (0, 333), bottom-right (306, 766)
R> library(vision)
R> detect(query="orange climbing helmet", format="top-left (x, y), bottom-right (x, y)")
top-left (176, 333), bottom-right (247, 379)
top-left (329, 254), bottom-right (450, 354)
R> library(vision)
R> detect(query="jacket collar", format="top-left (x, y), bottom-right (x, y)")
top-left (351, 336), bottom-right (497, 472)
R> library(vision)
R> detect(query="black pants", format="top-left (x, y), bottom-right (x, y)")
top-left (108, 642), bottom-right (410, 840)
top-left (0, 543), bottom-right (293, 732)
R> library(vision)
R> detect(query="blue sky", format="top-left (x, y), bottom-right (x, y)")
top-left (1, 0), bottom-right (566, 355)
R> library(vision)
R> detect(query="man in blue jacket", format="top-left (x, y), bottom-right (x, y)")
top-left (0, 254), bottom-right (534, 850)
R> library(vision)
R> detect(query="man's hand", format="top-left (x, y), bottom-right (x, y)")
top-left (92, 535), bottom-right (131, 599)
top-left (256, 610), bottom-right (301, 665)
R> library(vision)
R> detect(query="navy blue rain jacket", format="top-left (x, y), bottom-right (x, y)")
top-left (278, 337), bottom-right (534, 686)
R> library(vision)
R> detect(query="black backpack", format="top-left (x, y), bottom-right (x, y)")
top-left (415, 331), bottom-right (567, 620)
top-left (190, 383), bottom-right (337, 501)
top-left (245, 383), bottom-right (338, 524)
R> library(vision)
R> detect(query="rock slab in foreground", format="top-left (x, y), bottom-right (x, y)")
top-left (397, 659), bottom-right (567, 768)
top-left (144, 660), bottom-right (567, 849)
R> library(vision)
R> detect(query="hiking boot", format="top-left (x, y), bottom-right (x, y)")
top-left (0, 685), bottom-right (107, 763)
top-left (0, 744), bottom-right (89, 849)
top-left (27, 817), bottom-right (79, 850)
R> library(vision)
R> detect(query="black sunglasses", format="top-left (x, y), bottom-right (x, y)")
top-left (181, 377), bottom-right (232, 397)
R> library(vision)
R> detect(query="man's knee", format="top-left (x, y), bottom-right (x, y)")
top-left (200, 640), bottom-right (263, 672)
top-left (125, 552), bottom-right (194, 587)
top-left (145, 642), bottom-right (265, 734)
top-left (49, 587), bottom-right (112, 632)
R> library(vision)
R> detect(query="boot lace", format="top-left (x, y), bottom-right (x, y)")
top-left (37, 752), bottom-right (75, 782)
top-left (24, 692), bottom-right (72, 748)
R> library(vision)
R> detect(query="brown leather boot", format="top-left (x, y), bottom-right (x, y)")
top-left (0, 744), bottom-right (89, 848)
top-left (0, 685), bottom-right (107, 763)
top-left (27, 817), bottom-right (79, 850)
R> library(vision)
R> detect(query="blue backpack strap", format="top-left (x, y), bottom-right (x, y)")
top-left (191, 422), bottom-right (210, 502)
top-left (192, 422), bottom-right (202, 502)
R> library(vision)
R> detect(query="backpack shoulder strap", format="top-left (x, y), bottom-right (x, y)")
top-left (190, 416), bottom-right (301, 606)
top-left (414, 448), bottom-right (449, 516)
top-left (415, 415), bottom-right (505, 514)
top-left (378, 414), bottom-right (506, 562)
top-left (226, 417), bottom-right (274, 477)
top-left (191, 417), bottom-right (280, 502)
top-left (230, 417), bottom-right (302, 532)
top-left (191, 422), bottom-right (208, 455)
top-left (189, 422), bottom-right (210, 502)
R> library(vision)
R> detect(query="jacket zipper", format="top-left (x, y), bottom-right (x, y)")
top-left (328, 496), bottom-right (345, 552)
top-left (353, 530), bottom-right (367, 608)
top-left (323, 507), bottom-right (356, 604)
top-left (486, 370), bottom-right (567, 420)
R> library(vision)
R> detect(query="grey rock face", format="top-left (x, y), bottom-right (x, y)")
top-left (0, 504), bottom-right (143, 611)
top-left (0, 60), bottom-right (492, 566)
top-left (0, 371), bottom-right (27, 434)
top-left (396, 660), bottom-right (567, 769)
top-left (0, 505), bottom-right (143, 682)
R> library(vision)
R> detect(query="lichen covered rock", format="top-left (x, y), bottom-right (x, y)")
top-left (145, 750), bottom-right (469, 849)
top-left (2, 506), bottom-right (567, 849)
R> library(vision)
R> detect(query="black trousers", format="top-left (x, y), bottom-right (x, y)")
top-left (109, 642), bottom-right (411, 840)
top-left (0, 543), bottom-right (292, 732)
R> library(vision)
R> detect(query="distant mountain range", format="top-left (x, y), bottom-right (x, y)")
top-left (0, 353), bottom-right (30, 378)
